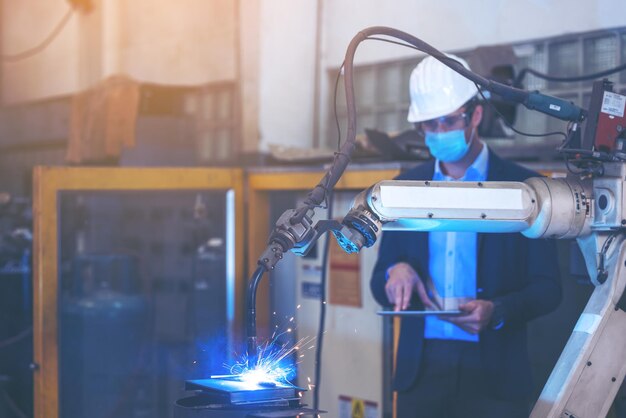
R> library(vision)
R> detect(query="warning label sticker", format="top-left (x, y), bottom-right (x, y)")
top-left (601, 91), bottom-right (626, 118)
top-left (339, 395), bottom-right (378, 418)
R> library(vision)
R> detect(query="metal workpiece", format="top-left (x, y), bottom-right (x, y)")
top-left (174, 376), bottom-right (324, 418)
top-left (522, 176), bottom-right (593, 239)
top-left (175, 404), bottom-right (322, 418)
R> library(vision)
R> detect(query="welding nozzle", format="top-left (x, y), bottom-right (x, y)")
top-left (247, 336), bottom-right (259, 369)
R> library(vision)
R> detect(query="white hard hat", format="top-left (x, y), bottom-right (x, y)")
top-left (407, 53), bottom-right (478, 123)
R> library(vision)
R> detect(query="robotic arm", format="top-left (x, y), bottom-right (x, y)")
top-left (332, 168), bottom-right (626, 418)
top-left (333, 175), bottom-right (591, 249)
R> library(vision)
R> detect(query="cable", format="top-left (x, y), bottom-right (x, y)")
top-left (329, 37), bottom-right (420, 152)
top-left (2, 8), bottom-right (74, 63)
top-left (303, 30), bottom-right (482, 214)
top-left (473, 83), bottom-right (568, 141)
top-left (333, 63), bottom-right (345, 151)
top-left (514, 63), bottom-right (626, 168)
top-left (515, 62), bottom-right (626, 86)
top-left (313, 191), bottom-right (332, 412)
top-left (556, 122), bottom-right (601, 175)
top-left (366, 36), bottom-right (422, 52)
top-left (316, 62), bottom-right (344, 212)
top-left (557, 119), bottom-right (622, 175)
top-left (326, 39), bottom-right (417, 208)
top-left (597, 230), bottom-right (623, 283)
top-left (557, 121), bottom-right (577, 151)
top-left (279, 27), bottom-right (588, 237)
top-left (364, 35), bottom-right (572, 142)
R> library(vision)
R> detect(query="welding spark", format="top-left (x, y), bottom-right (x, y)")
top-left (225, 334), bottom-right (316, 387)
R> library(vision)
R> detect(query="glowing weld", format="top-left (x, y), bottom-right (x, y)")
top-left (225, 333), bottom-right (316, 388)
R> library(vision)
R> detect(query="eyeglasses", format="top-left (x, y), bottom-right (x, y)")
top-left (418, 113), bottom-right (470, 132)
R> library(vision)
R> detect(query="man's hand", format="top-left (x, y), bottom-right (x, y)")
top-left (384, 262), bottom-right (438, 311)
top-left (444, 300), bottom-right (494, 334)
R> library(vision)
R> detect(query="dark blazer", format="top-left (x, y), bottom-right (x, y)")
top-left (370, 149), bottom-right (562, 401)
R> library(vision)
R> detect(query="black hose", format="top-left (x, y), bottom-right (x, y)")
top-left (515, 63), bottom-right (626, 87)
top-left (313, 192), bottom-right (333, 411)
top-left (246, 265), bottom-right (268, 359)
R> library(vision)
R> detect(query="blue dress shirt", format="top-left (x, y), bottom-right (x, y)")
top-left (424, 143), bottom-right (489, 342)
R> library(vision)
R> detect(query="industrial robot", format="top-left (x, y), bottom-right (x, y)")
top-left (178, 27), bottom-right (626, 418)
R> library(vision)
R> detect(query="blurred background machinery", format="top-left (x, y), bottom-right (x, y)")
top-left (0, 193), bottom-right (33, 418)
top-left (31, 168), bottom-right (243, 418)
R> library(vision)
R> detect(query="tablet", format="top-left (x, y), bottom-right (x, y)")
top-left (377, 310), bottom-right (463, 316)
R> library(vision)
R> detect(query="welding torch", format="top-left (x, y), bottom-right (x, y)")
top-left (243, 23), bottom-right (366, 361)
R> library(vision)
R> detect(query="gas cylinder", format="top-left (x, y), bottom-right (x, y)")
top-left (60, 254), bottom-right (148, 418)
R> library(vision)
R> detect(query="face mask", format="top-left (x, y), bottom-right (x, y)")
top-left (425, 129), bottom-right (470, 162)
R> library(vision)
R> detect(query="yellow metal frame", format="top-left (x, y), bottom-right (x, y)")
top-left (32, 166), bottom-right (245, 418)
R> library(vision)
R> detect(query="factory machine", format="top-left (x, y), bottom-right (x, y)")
top-left (177, 27), bottom-right (626, 418)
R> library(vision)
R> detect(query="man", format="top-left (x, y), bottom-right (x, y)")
top-left (370, 54), bottom-right (562, 418)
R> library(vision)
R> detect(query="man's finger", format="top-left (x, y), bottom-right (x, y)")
top-left (459, 301), bottom-right (478, 313)
top-left (444, 313), bottom-right (477, 325)
top-left (401, 282), bottom-right (412, 310)
top-left (394, 285), bottom-right (404, 311)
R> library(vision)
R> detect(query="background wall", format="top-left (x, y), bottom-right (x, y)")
top-left (2, 0), bottom-right (80, 103)
top-left (3, 0), bottom-right (625, 151)
top-left (0, 0), bottom-right (241, 192)
top-left (257, 0), bottom-right (318, 153)
top-left (2, 0), bottom-right (237, 104)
